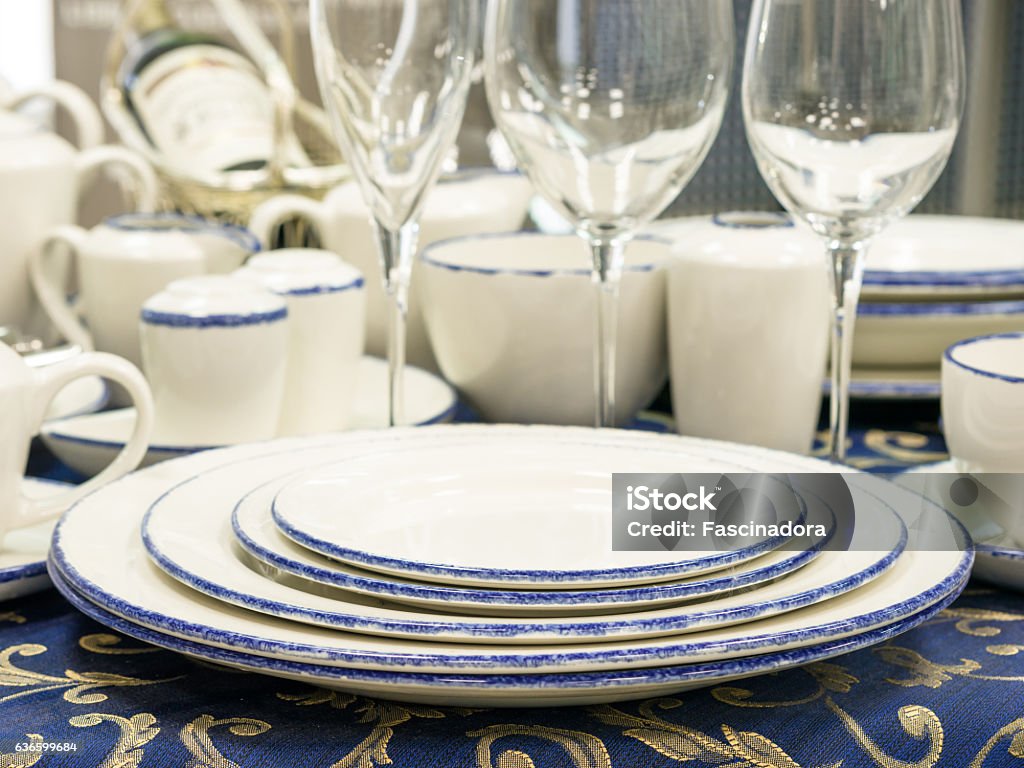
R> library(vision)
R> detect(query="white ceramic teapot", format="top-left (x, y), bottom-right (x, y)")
top-left (0, 81), bottom-right (158, 339)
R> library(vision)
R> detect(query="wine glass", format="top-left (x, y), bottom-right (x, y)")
top-left (311, 0), bottom-right (478, 425)
top-left (742, 0), bottom-right (965, 462)
top-left (484, 0), bottom-right (733, 427)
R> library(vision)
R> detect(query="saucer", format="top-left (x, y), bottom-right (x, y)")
top-left (826, 367), bottom-right (941, 400)
top-left (1, 477), bottom-right (72, 600)
top-left (39, 357), bottom-right (457, 477)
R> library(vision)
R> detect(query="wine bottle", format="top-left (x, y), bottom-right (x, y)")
top-left (116, 0), bottom-right (302, 175)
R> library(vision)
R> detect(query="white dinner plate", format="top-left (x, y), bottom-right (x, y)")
top-left (51, 428), bottom-right (970, 674)
top-left (235, 475), bottom-right (828, 616)
top-left (43, 376), bottom-right (108, 423)
top-left (0, 477), bottom-right (72, 600)
top-left (827, 367), bottom-right (941, 400)
top-left (854, 298), bottom-right (1024, 368)
top-left (39, 357), bottom-right (457, 477)
top-left (269, 441), bottom-right (807, 588)
top-left (140, 429), bottom-right (904, 643)
top-left (49, 563), bottom-right (964, 708)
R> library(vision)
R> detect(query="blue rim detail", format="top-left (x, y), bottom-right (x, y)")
top-left (140, 307), bottom-right (288, 329)
top-left (276, 277), bottom-right (365, 297)
top-left (858, 299), bottom-right (1024, 318)
top-left (234, 491), bottom-right (832, 608)
top-left (976, 542), bottom-right (1024, 560)
top-left (47, 559), bottom-right (967, 688)
top-left (132, 438), bottom-right (909, 640)
top-left (824, 377), bottom-right (941, 399)
top-left (106, 213), bottom-right (261, 254)
top-left (0, 478), bottom-right (72, 584)
top-left (943, 332), bottom-right (1024, 384)
top-left (47, 434), bottom-right (972, 670)
top-left (711, 211), bottom-right (794, 230)
top-left (419, 232), bottom-right (668, 277)
top-left (864, 268), bottom-right (1024, 289)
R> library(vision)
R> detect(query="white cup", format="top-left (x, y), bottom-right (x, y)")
top-left (418, 233), bottom-right (669, 426)
top-left (235, 249), bottom-right (366, 435)
top-left (942, 332), bottom-right (1024, 546)
top-left (0, 343), bottom-right (153, 540)
top-left (248, 171), bottom-right (534, 370)
top-left (140, 276), bottom-right (289, 445)
top-left (667, 212), bottom-right (829, 454)
top-left (30, 213), bottom-right (261, 369)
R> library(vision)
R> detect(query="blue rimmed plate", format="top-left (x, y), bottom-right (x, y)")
top-left (1, 478), bottom-right (72, 600)
top-left (235, 473), bottom-right (831, 616)
top-left (51, 426), bottom-right (970, 674)
top-left (39, 357), bottom-right (456, 477)
top-left (49, 559), bottom-right (966, 707)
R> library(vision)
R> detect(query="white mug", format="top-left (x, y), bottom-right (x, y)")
top-left (668, 212), bottom-right (829, 454)
top-left (0, 110), bottom-right (158, 339)
top-left (0, 343), bottom-right (153, 540)
top-left (30, 213), bottom-right (261, 369)
top-left (235, 249), bottom-right (366, 436)
top-left (248, 171), bottom-right (533, 370)
top-left (140, 276), bottom-right (289, 445)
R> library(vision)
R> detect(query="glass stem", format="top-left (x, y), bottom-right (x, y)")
top-left (372, 218), bottom-right (419, 427)
top-left (589, 237), bottom-right (626, 429)
top-left (826, 238), bottom-right (866, 463)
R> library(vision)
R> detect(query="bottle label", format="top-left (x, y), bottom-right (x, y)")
top-left (132, 44), bottom-right (280, 174)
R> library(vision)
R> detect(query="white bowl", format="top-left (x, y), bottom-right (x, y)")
top-left (418, 233), bottom-right (669, 425)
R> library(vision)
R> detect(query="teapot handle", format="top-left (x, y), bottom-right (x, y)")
top-left (2, 80), bottom-right (104, 150)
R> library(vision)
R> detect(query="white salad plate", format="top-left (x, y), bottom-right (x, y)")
top-left (138, 429), bottom-right (907, 643)
top-left (853, 298), bottom-right (1024, 369)
top-left (52, 427), bottom-right (968, 672)
top-left (39, 357), bottom-right (457, 477)
top-left (235, 475), bottom-right (829, 616)
top-left (901, 460), bottom-right (1023, 592)
top-left (1, 477), bottom-right (72, 600)
top-left (269, 440), bottom-right (807, 589)
top-left (49, 564), bottom-right (963, 708)
top-left (44, 376), bottom-right (108, 423)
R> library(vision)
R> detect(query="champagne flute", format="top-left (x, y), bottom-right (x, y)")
top-left (484, 0), bottom-right (733, 427)
top-left (742, 0), bottom-right (965, 461)
top-left (311, 0), bottom-right (478, 425)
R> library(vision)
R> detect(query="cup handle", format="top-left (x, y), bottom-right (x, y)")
top-left (248, 194), bottom-right (329, 250)
top-left (2, 80), bottom-right (104, 149)
top-left (76, 145), bottom-right (160, 213)
top-left (16, 353), bottom-right (154, 529)
top-left (29, 225), bottom-right (94, 351)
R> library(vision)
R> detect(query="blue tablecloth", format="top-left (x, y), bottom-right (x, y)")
top-left (4, 402), bottom-right (1023, 767)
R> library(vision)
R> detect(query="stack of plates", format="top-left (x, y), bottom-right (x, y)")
top-left (50, 425), bottom-right (971, 706)
top-left (851, 215), bottom-right (1024, 400)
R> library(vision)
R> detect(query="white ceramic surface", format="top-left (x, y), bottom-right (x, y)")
top-left (39, 357), bottom-right (457, 477)
top-left (666, 212), bottom-right (829, 453)
top-left (141, 428), bottom-right (905, 643)
top-left (235, 249), bottom-right (366, 435)
top-left (140, 276), bottom-right (288, 445)
top-left (248, 171), bottom-right (534, 370)
top-left (0, 111), bottom-right (157, 340)
top-left (235, 476), bottom-right (824, 615)
top-left (43, 376), bottom-right (108, 422)
top-left (51, 427), bottom-right (968, 675)
top-left (0, 343), bottom-right (152, 539)
top-left (0, 478), bottom-right (72, 601)
top-left (831, 368), bottom-right (941, 400)
top-left (31, 213), bottom-right (259, 369)
top-left (942, 333), bottom-right (1024, 474)
top-left (418, 233), bottom-right (669, 426)
top-left (853, 300), bottom-right (1024, 368)
top-left (271, 437), bottom-right (799, 588)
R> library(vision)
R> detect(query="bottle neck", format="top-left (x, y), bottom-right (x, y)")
top-left (128, 0), bottom-right (177, 36)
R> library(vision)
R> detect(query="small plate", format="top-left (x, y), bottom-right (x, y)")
top-left (139, 428), bottom-right (906, 644)
top-left (44, 376), bottom-right (108, 422)
top-left (39, 357), bottom-right (457, 477)
top-left (235, 474), bottom-right (830, 616)
top-left (826, 367), bottom-right (941, 400)
top-left (270, 442), bottom-right (807, 589)
top-left (1, 477), bottom-right (72, 600)
top-left (50, 563), bottom-right (964, 708)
